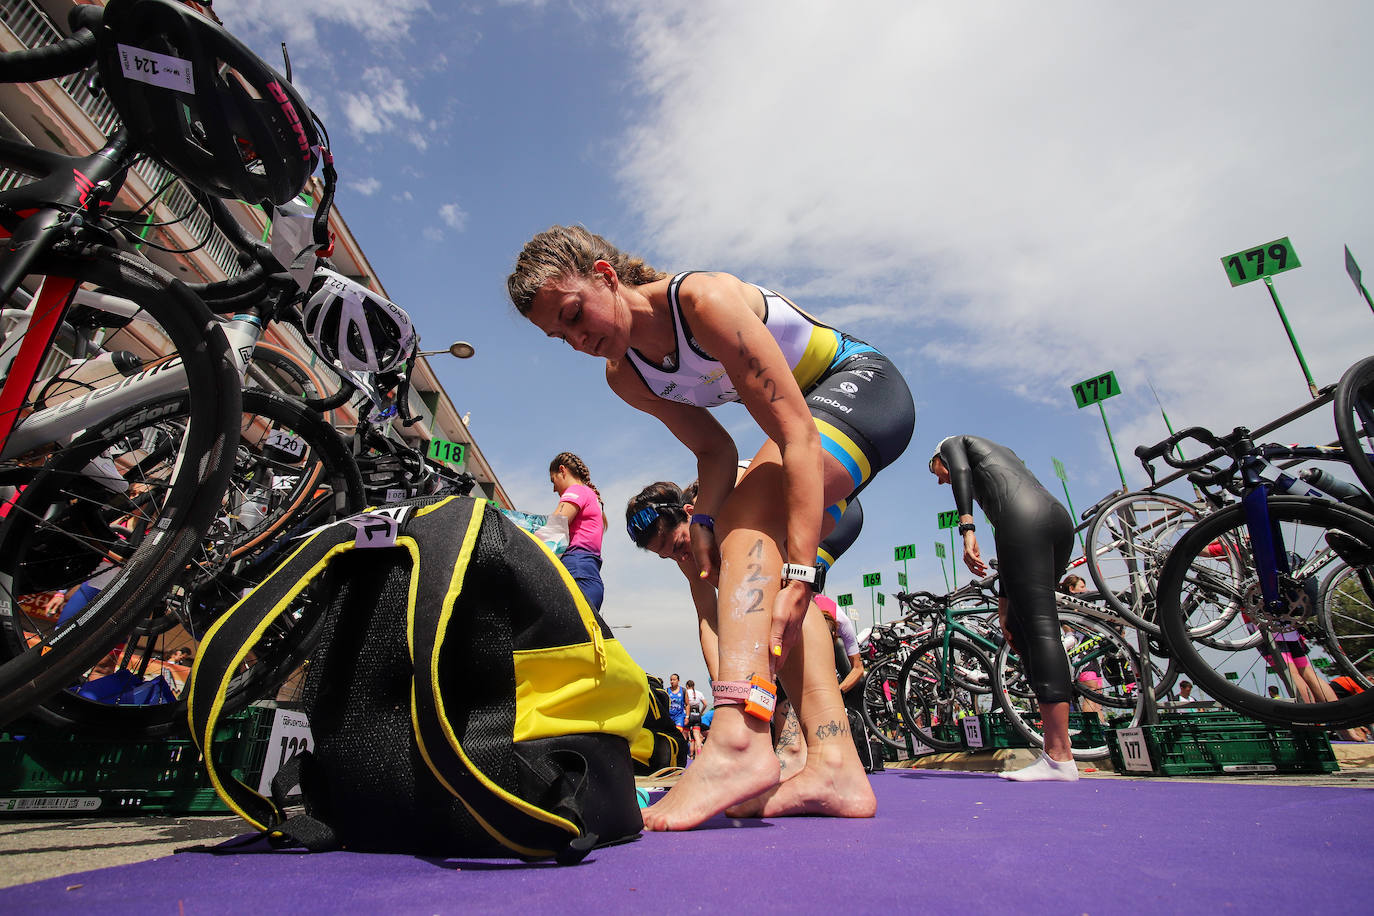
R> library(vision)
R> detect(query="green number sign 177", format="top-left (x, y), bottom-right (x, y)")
top-left (1071, 372), bottom-right (1121, 409)
top-left (1221, 237), bottom-right (1300, 287)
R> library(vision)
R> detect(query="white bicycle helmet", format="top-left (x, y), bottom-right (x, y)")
top-left (303, 268), bottom-right (416, 373)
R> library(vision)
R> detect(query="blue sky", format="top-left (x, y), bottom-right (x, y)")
top-left (222, 1), bottom-right (1374, 683)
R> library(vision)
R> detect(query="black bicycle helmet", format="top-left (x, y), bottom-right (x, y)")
top-left (94, 0), bottom-right (319, 205)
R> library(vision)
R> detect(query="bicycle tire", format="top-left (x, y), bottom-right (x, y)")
top-left (0, 245), bottom-right (239, 727)
top-left (859, 653), bottom-right (910, 751)
top-left (1334, 354), bottom-right (1374, 497)
top-left (22, 388), bottom-right (365, 736)
top-left (1317, 560), bottom-right (1374, 690)
top-left (895, 636), bottom-right (998, 752)
top-left (1155, 496), bottom-right (1374, 728)
top-left (248, 342), bottom-right (354, 413)
top-left (1084, 490), bottom-right (1206, 634)
top-left (991, 612), bottom-right (1145, 761)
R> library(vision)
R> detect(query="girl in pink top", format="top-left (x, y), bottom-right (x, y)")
top-left (549, 452), bottom-right (606, 609)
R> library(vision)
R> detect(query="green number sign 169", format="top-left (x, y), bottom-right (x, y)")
top-left (862, 572), bottom-right (881, 588)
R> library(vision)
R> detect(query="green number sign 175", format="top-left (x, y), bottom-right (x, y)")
top-left (937, 510), bottom-right (959, 529)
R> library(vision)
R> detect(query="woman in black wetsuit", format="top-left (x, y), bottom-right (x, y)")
top-left (930, 435), bottom-right (1079, 782)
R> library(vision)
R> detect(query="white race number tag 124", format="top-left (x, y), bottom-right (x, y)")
top-left (116, 44), bottom-right (194, 94)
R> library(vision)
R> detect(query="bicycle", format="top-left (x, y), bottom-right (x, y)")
top-left (1334, 354), bottom-right (1374, 496)
top-left (1140, 425), bottom-right (1374, 728)
top-left (0, 0), bottom-right (331, 726)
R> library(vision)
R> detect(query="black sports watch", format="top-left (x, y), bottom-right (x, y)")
top-left (782, 562), bottom-right (826, 593)
top-left (958, 522), bottom-right (977, 535)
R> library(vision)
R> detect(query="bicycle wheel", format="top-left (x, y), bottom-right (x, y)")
top-left (248, 342), bottom-right (354, 413)
top-left (859, 653), bottom-right (911, 751)
top-left (992, 612), bottom-right (1145, 761)
top-left (895, 636), bottom-right (998, 752)
top-left (1334, 355), bottom-right (1374, 496)
top-left (1155, 496), bottom-right (1374, 727)
top-left (19, 389), bottom-right (366, 736)
top-left (1084, 491), bottom-right (1206, 634)
top-left (1317, 560), bottom-right (1374, 689)
top-left (0, 246), bottom-right (239, 727)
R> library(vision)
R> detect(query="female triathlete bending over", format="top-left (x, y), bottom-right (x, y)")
top-left (508, 226), bottom-right (914, 829)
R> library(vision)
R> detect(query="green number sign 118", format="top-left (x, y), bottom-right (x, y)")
top-left (428, 437), bottom-right (467, 465)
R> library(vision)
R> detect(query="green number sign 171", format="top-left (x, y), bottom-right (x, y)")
top-left (894, 544), bottom-right (916, 562)
top-left (1221, 237), bottom-right (1300, 287)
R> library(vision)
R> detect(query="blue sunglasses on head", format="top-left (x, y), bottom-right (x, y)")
top-left (626, 503), bottom-right (680, 547)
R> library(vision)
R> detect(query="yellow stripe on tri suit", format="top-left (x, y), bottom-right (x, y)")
top-left (791, 326), bottom-right (840, 392)
top-left (815, 418), bottom-right (872, 490)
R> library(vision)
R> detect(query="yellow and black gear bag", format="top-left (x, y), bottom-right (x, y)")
top-left (187, 495), bottom-right (679, 864)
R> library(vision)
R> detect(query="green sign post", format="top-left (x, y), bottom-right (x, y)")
top-left (893, 543), bottom-right (916, 596)
top-left (937, 511), bottom-right (959, 588)
top-left (1221, 236), bottom-right (1317, 398)
top-left (1070, 370), bottom-right (1127, 489)
top-left (862, 571), bottom-right (882, 624)
top-left (428, 437), bottom-right (467, 466)
top-left (1051, 457), bottom-right (1085, 553)
top-left (934, 541), bottom-right (949, 591)
top-left (1347, 245), bottom-right (1374, 317)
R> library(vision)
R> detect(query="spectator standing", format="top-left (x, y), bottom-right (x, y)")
top-left (548, 452), bottom-right (606, 610)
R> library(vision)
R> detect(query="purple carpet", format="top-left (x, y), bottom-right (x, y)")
top-left (5, 771), bottom-right (1372, 914)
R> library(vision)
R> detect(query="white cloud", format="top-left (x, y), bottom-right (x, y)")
top-left (350, 177), bottom-right (382, 196)
top-left (340, 67), bottom-right (425, 139)
top-left (611, 1), bottom-right (1374, 437)
top-left (218, 0), bottom-right (430, 47)
top-left (439, 203), bottom-right (469, 231)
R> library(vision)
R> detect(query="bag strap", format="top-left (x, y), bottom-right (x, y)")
top-left (186, 512), bottom-right (368, 832)
top-left (406, 498), bottom-right (590, 863)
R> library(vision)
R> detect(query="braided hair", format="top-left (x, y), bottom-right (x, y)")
top-left (550, 452), bottom-right (607, 529)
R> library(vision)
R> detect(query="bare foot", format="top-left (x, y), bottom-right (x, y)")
top-left (643, 709), bottom-right (778, 831)
top-left (724, 743), bottom-right (875, 819)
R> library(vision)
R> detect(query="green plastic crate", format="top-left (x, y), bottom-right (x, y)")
top-left (958, 712), bottom-right (1034, 750)
top-left (0, 704), bottom-right (278, 816)
top-left (1107, 716), bottom-right (1337, 776)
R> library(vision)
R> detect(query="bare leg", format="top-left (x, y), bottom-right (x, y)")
top-left (772, 698), bottom-right (807, 780)
top-left (725, 604), bottom-right (876, 818)
top-left (642, 483), bottom-right (785, 830)
top-left (1039, 701), bottom-right (1073, 762)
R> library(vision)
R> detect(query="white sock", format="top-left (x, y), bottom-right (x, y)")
top-left (999, 752), bottom-right (1080, 782)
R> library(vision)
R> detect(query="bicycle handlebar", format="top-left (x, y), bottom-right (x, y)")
top-left (0, 6), bottom-right (101, 83)
top-left (1134, 425), bottom-right (1244, 483)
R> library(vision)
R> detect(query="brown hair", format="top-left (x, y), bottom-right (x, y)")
top-left (1058, 574), bottom-right (1085, 594)
top-left (507, 225), bottom-right (667, 315)
top-left (551, 452), bottom-right (606, 530)
top-left (625, 481), bottom-right (690, 548)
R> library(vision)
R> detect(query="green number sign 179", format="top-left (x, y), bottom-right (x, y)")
top-left (894, 544), bottom-right (916, 561)
top-left (1221, 237), bottom-right (1300, 287)
top-left (862, 572), bottom-right (882, 588)
top-left (428, 437), bottom-right (467, 465)
top-left (937, 510), bottom-right (959, 529)
top-left (1071, 372), bottom-right (1121, 409)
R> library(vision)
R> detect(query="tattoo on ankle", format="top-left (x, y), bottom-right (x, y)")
top-left (812, 719), bottom-right (848, 740)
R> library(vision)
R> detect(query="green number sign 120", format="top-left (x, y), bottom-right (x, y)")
top-left (862, 572), bottom-right (882, 588)
top-left (894, 543), bottom-right (916, 561)
top-left (937, 510), bottom-right (959, 529)
top-left (1071, 371), bottom-right (1121, 409)
top-left (1221, 236), bottom-right (1300, 287)
top-left (428, 437), bottom-right (466, 465)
